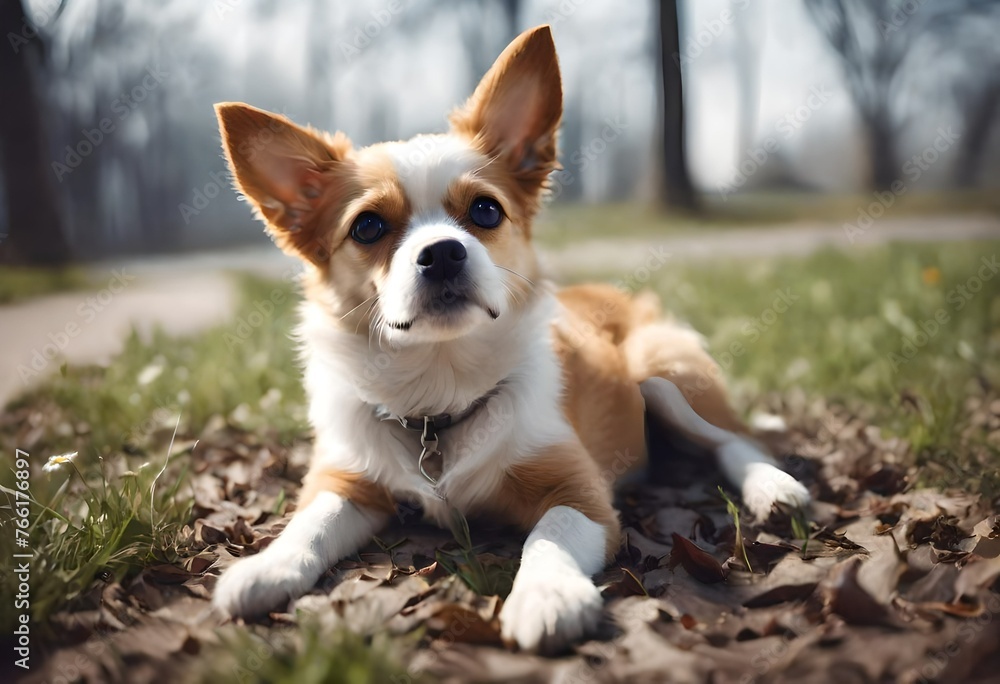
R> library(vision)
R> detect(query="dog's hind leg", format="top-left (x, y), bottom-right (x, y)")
top-left (622, 321), bottom-right (809, 518)
top-left (639, 376), bottom-right (809, 518)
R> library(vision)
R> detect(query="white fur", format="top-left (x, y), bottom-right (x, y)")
top-left (717, 441), bottom-right (811, 519)
top-left (639, 376), bottom-right (734, 448)
top-left (639, 377), bottom-right (810, 519)
top-left (384, 135), bottom-right (483, 215)
top-left (213, 492), bottom-right (386, 617)
top-left (500, 505), bottom-right (606, 652)
top-left (298, 290), bottom-right (574, 524)
top-left (373, 136), bottom-right (515, 343)
top-left (377, 221), bottom-right (508, 342)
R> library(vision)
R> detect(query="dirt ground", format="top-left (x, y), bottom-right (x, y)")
top-left (12, 390), bottom-right (1000, 683)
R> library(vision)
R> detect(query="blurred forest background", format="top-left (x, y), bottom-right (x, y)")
top-left (1, 0), bottom-right (999, 264)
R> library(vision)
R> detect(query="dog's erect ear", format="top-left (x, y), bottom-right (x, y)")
top-left (215, 102), bottom-right (354, 266)
top-left (449, 25), bottom-right (562, 191)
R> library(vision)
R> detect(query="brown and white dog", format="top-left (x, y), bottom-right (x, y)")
top-left (211, 25), bottom-right (809, 652)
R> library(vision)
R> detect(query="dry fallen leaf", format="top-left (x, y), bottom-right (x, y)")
top-left (668, 533), bottom-right (728, 584)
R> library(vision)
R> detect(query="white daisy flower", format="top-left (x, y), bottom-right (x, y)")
top-left (43, 451), bottom-right (78, 473)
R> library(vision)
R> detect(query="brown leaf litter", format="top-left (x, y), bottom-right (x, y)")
top-left (16, 396), bottom-right (1000, 684)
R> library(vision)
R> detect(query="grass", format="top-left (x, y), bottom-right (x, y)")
top-left (576, 239), bottom-right (1000, 494)
top-left (0, 445), bottom-right (192, 631)
top-left (534, 189), bottom-right (1000, 245)
top-left (2, 275), bottom-right (305, 457)
top-left (436, 508), bottom-right (517, 598)
top-left (191, 623), bottom-right (422, 684)
top-left (0, 266), bottom-right (92, 304)
top-left (0, 276), bottom-right (305, 631)
top-left (1, 234), bottom-right (997, 677)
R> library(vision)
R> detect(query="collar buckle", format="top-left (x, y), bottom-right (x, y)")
top-left (418, 417), bottom-right (442, 484)
top-left (378, 383), bottom-right (504, 485)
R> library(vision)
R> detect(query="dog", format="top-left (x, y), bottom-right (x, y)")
top-left (210, 25), bottom-right (810, 653)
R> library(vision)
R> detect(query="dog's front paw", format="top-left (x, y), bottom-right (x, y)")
top-left (741, 462), bottom-right (811, 520)
top-left (500, 571), bottom-right (602, 653)
top-left (213, 551), bottom-right (319, 619)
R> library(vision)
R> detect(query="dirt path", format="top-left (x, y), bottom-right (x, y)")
top-left (539, 213), bottom-right (1000, 274)
top-left (0, 248), bottom-right (294, 408)
top-left (2, 214), bottom-right (997, 408)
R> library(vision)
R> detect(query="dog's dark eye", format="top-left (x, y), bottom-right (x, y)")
top-left (350, 212), bottom-right (388, 244)
top-left (469, 197), bottom-right (503, 229)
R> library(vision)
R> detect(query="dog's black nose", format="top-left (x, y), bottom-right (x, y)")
top-left (416, 239), bottom-right (467, 282)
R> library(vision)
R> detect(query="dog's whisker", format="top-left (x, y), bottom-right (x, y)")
top-left (339, 294), bottom-right (378, 321)
top-left (497, 265), bottom-right (535, 289)
top-left (379, 321), bottom-right (389, 351)
top-left (356, 297), bottom-right (381, 335)
top-left (499, 280), bottom-right (521, 306)
top-left (367, 310), bottom-right (384, 352)
top-left (499, 271), bottom-right (529, 306)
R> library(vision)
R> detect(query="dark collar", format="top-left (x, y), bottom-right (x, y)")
top-left (377, 383), bottom-right (503, 435)
top-left (375, 384), bottom-right (503, 484)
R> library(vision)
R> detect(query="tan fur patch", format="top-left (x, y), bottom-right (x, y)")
top-left (449, 26), bottom-right (562, 223)
top-left (491, 442), bottom-right (621, 558)
top-left (621, 322), bottom-right (748, 435)
top-left (557, 284), bottom-right (749, 439)
top-left (554, 286), bottom-right (649, 479)
top-left (215, 102), bottom-right (358, 268)
top-left (297, 466), bottom-right (396, 515)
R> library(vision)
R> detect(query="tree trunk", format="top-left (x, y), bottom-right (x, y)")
top-left (0, 0), bottom-right (71, 265)
top-left (657, 0), bottom-right (697, 210)
top-left (867, 111), bottom-right (899, 191)
top-left (731, 0), bottom-right (760, 156)
top-left (955, 83), bottom-right (1000, 188)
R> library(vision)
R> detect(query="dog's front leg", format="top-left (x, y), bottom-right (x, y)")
top-left (213, 468), bottom-right (391, 619)
top-left (497, 447), bottom-right (619, 653)
top-left (500, 506), bottom-right (608, 652)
